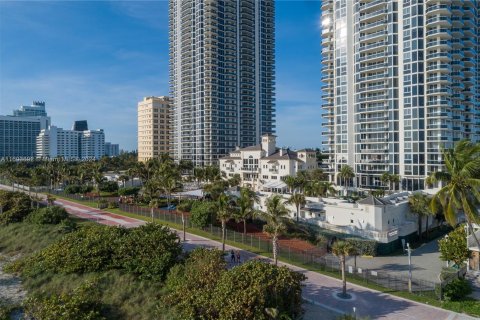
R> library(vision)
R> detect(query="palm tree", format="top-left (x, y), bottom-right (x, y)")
top-left (236, 187), bottom-right (259, 235)
top-left (287, 193), bottom-right (306, 222)
top-left (228, 173), bottom-right (242, 188)
top-left (149, 198), bottom-right (161, 222)
top-left (339, 165), bottom-right (355, 194)
top-left (332, 240), bottom-right (354, 298)
top-left (176, 200), bottom-right (193, 241)
top-left (314, 181), bottom-right (336, 198)
top-left (284, 175), bottom-right (299, 194)
top-left (160, 176), bottom-right (182, 209)
top-left (215, 193), bottom-right (236, 251)
top-left (261, 194), bottom-right (289, 265)
top-left (118, 174), bottom-right (130, 188)
top-left (408, 192), bottom-right (430, 239)
top-left (390, 174), bottom-right (400, 192)
top-left (380, 172), bottom-right (391, 193)
top-left (193, 167), bottom-right (205, 187)
top-left (428, 140), bottom-right (480, 249)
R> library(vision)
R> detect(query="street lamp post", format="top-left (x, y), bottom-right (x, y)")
top-left (406, 242), bottom-right (412, 293)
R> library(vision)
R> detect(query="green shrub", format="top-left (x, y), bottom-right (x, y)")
top-left (115, 224), bottom-right (182, 280)
top-left (27, 206), bottom-right (69, 225)
top-left (64, 185), bottom-right (93, 195)
top-left (0, 190), bottom-right (32, 224)
top-left (164, 248), bottom-right (226, 319)
top-left (64, 185), bottom-right (81, 194)
top-left (98, 181), bottom-right (118, 193)
top-left (213, 260), bottom-right (306, 320)
top-left (177, 199), bottom-right (196, 213)
top-left (190, 201), bottom-right (215, 228)
top-left (16, 223), bottom-right (182, 280)
top-left (165, 248), bottom-right (306, 320)
top-left (24, 280), bottom-right (105, 320)
top-left (118, 187), bottom-right (140, 196)
top-left (439, 226), bottom-right (470, 267)
top-left (443, 278), bottom-right (472, 301)
top-left (97, 199), bottom-right (108, 209)
top-left (107, 201), bottom-right (118, 209)
top-left (344, 238), bottom-right (377, 256)
top-left (20, 225), bottom-right (125, 276)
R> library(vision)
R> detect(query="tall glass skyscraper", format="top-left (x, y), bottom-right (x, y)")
top-left (169, 0), bottom-right (275, 166)
top-left (321, 0), bottom-right (479, 191)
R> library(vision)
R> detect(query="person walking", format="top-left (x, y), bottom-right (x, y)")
top-left (230, 249), bottom-right (235, 263)
top-left (235, 250), bottom-right (241, 264)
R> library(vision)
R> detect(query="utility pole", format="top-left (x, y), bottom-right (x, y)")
top-left (406, 242), bottom-right (412, 293)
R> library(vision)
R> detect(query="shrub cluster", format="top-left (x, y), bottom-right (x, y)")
top-left (14, 223), bottom-right (182, 280)
top-left (24, 280), bottom-right (105, 320)
top-left (118, 187), bottom-right (140, 196)
top-left (64, 185), bottom-right (93, 195)
top-left (190, 201), bottom-right (216, 228)
top-left (0, 190), bottom-right (32, 224)
top-left (164, 248), bottom-right (306, 320)
top-left (98, 181), bottom-right (119, 193)
top-left (26, 206), bottom-right (69, 225)
top-left (344, 238), bottom-right (377, 256)
top-left (443, 278), bottom-right (472, 301)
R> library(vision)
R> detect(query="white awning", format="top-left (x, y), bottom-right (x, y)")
top-left (262, 180), bottom-right (287, 189)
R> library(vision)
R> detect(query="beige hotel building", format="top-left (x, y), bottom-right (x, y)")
top-left (137, 96), bottom-right (172, 162)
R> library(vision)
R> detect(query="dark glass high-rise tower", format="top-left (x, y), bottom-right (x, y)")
top-left (169, 0), bottom-right (275, 166)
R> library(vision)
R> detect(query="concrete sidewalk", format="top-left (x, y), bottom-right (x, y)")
top-left (54, 198), bottom-right (474, 319)
top-left (0, 185), bottom-right (475, 320)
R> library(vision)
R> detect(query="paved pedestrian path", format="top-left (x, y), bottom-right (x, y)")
top-left (55, 199), bottom-right (475, 319)
top-left (0, 185), bottom-right (475, 320)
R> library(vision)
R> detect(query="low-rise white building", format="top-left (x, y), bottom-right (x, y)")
top-left (253, 191), bottom-right (436, 252)
top-left (220, 134), bottom-right (318, 191)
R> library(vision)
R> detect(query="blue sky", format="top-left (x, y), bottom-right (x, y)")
top-left (0, 0), bottom-right (323, 151)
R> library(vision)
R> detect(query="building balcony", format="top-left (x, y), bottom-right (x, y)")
top-left (425, 51), bottom-right (451, 62)
top-left (358, 0), bottom-right (385, 13)
top-left (359, 19), bottom-right (387, 33)
top-left (427, 75), bottom-right (451, 84)
top-left (425, 4), bottom-right (450, 16)
top-left (359, 8), bottom-right (388, 23)
top-left (426, 40), bottom-right (451, 50)
top-left (425, 28), bottom-right (451, 39)
top-left (426, 16), bottom-right (451, 27)
top-left (358, 51), bottom-right (387, 63)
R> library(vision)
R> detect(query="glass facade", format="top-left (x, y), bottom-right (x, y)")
top-left (321, 0), bottom-right (480, 191)
top-left (169, 0), bottom-right (275, 166)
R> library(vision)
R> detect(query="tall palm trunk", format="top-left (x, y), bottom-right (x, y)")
top-left (273, 235), bottom-right (278, 265)
top-left (221, 219), bottom-right (226, 251)
top-left (243, 219), bottom-right (247, 235)
top-left (341, 256), bottom-right (347, 296)
top-left (296, 205), bottom-right (300, 222)
top-left (150, 208), bottom-right (154, 222)
top-left (181, 212), bottom-right (186, 241)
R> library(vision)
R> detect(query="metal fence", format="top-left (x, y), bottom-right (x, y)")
top-left (53, 190), bottom-right (455, 300)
